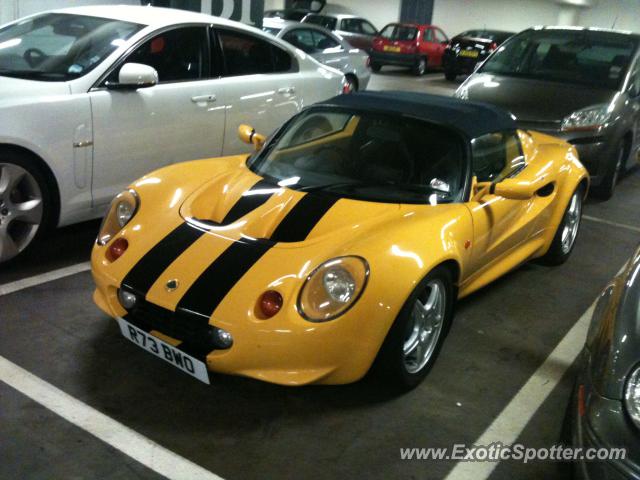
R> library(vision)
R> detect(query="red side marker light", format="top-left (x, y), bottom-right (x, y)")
top-left (464, 240), bottom-right (471, 249)
top-left (578, 384), bottom-right (586, 417)
top-left (259, 290), bottom-right (283, 318)
top-left (107, 238), bottom-right (129, 262)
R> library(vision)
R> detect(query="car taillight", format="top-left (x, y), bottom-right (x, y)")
top-left (489, 42), bottom-right (498, 51)
top-left (342, 82), bottom-right (353, 94)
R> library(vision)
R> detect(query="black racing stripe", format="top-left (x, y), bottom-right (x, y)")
top-left (176, 239), bottom-right (273, 320)
top-left (219, 179), bottom-right (279, 225)
top-left (269, 193), bottom-right (339, 243)
top-left (121, 222), bottom-right (204, 296)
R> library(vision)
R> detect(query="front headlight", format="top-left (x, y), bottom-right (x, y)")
top-left (297, 256), bottom-right (369, 322)
top-left (97, 189), bottom-right (139, 246)
top-left (625, 364), bottom-right (640, 428)
top-left (561, 103), bottom-right (612, 132)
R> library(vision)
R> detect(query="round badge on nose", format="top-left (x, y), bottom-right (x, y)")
top-left (165, 279), bottom-right (179, 292)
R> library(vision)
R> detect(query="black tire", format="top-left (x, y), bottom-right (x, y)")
top-left (413, 56), bottom-right (427, 76)
top-left (591, 140), bottom-right (625, 200)
top-left (371, 62), bottom-right (381, 72)
top-left (372, 265), bottom-right (455, 390)
top-left (540, 185), bottom-right (583, 266)
top-left (0, 150), bottom-right (53, 264)
top-left (444, 69), bottom-right (457, 81)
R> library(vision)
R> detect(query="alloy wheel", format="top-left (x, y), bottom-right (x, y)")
top-left (0, 163), bottom-right (43, 262)
top-left (560, 191), bottom-right (581, 255)
top-left (403, 279), bottom-right (446, 374)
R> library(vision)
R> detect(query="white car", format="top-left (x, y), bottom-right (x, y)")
top-left (0, 6), bottom-right (345, 263)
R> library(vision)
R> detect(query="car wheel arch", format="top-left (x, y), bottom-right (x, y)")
top-left (0, 143), bottom-right (61, 227)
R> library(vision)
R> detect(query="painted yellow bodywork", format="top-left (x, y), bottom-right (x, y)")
top-left (92, 129), bottom-right (588, 386)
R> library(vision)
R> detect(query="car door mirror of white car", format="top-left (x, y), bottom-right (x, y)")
top-left (108, 63), bottom-right (158, 90)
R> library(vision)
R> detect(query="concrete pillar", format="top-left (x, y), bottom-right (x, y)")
top-left (1, 0), bottom-right (19, 24)
top-left (557, 5), bottom-right (580, 25)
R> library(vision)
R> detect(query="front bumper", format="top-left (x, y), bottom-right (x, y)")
top-left (568, 352), bottom-right (640, 479)
top-left (518, 122), bottom-right (614, 186)
top-left (92, 247), bottom-right (394, 386)
top-left (370, 50), bottom-right (419, 67)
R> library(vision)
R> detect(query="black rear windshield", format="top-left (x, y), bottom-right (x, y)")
top-left (0, 13), bottom-right (142, 81)
top-left (458, 30), bottom-right (513, 42)
top-left (480, 29), bottom-right (638, 89)
top-left (304, 15), bottom-right (337, 30)
top-left (380, 24), bottom-right (418, 41)
top-left (248, 108), bottom-right (466, 204)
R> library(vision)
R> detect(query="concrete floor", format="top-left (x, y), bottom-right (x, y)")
top-left (1, 70), bottom-right (639, 480)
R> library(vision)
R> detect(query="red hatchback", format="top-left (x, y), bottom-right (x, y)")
top-left (370, 23), bottom-right (449, 75)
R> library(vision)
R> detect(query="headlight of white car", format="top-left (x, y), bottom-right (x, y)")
top-left (97, 189), bottom-right (139, 246)
top-left (561, 103), bottom-right (612, 132)
top-left (298, 256), bottom-right (369, 321)
top-left (625, 364), bottom-right (640, 428)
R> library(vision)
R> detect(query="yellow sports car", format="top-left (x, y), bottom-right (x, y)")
top-left (91, 92), bottom-right (588, 389)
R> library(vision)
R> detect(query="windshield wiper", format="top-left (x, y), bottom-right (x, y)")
top-left (297, 180), bottom-right (449, 197)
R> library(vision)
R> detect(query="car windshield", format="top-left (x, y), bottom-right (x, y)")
top-left (0, 13), bottom-right (143, 81)
top-left (459, 30), bottom-right (512, 42)
top-left (248, 108), bottom-right (466, 204)
top-left (304, 15), bottom-right (337, 31)
top-left (380, 25), bottom-right (418, 41)
top-left (480, 29), bottom-right (638, 89)
top-left (262, 26), bottom-right (283, 36)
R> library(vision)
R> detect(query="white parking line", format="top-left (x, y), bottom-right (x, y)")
top-left (0, 262), bottom-right (90, 297)
top-left (444, 302), bottom-right (596, 480)
top-left (583, 215), bottom-right (640, 233)
top-left (0, 355), bottom-right (224, 480)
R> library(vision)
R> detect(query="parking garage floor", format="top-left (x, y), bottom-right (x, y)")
top-left (2, 70), bottom-right (639, 480)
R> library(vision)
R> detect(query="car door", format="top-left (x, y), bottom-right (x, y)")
top-left (89, 25), bottom-right (227, 207)
top-left (464, 131), bottom-right (533, 276)
top-left (431, 28), bottom-right (449, 67)
top-left (421, 28), bottom-right (446, 68)
top-left (337, 18), bottom-right (377, 51)
top-left (309, 29), bottom-right (350, 72)
top-left (214, 27), bottom-right (302, 155)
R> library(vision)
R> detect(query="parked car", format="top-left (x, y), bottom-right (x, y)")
top-left (263, 18), bottom-right (371, 92)
top-left (264, 9), bottom-right (310, 21)
top-left (370, 23), bottom-right (449, 75)
top-left (566, 244), bottom-right (640, 479)
top-left (92, 91), bottom-right (587, 389)
top-left (0, 6), bottom-right (345, 264)
top-left (455, 27), bottom-right (640, 199)
top-left (302, 13), bottom-right (378, 52)
top-left (443, 29), bottom-right (514, 81)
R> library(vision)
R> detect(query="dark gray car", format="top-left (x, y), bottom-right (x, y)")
top-left (567, 244), bottom-right (640, 479)
top-left (456, 27), bottom-right (640, 199)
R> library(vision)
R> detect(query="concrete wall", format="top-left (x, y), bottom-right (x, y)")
top-left (577, 0), bottom-right (640, 32)
top-left (431, 0), bottom-right (561, 37)
top-left (1, 0), bottom-right (138, 24)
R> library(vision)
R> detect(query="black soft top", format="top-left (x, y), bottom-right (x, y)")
top-left (316, 91), bottom-right (517, 139)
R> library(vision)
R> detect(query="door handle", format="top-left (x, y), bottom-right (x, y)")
top-left (277, 87), bottom-right (296, 95)
top-left (191, 94), bottom-right (217, 103)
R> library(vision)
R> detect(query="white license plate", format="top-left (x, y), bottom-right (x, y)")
top-left (116, 317), bottom-right (210, 384)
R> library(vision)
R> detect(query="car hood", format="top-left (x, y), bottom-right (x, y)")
top-left (462, 73), bottom-right (615, 123)
top-left (0, 75), bottom-right (70, 103)
top-left (179, 166), bottom-right (404, 247)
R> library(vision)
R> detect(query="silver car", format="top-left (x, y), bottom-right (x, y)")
top-left (263, 18), bottom-right (371, 92)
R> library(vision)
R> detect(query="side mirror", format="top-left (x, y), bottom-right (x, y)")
top-left (492, 178), bottom-right (542, 200)
top-left (238, 124), bottom-right (266, 150)
top-left (110, 63), bottom-right (158, 90)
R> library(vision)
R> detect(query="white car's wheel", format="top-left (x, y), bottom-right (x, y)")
top-left (0, 156), bottom-right (49, 263)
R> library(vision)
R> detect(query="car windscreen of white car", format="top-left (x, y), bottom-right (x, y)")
top-left (0, 13), bottom-right (143, 81)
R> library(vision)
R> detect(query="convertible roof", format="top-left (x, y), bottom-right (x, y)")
top-left (316, 91), bottom-right (517, 138)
